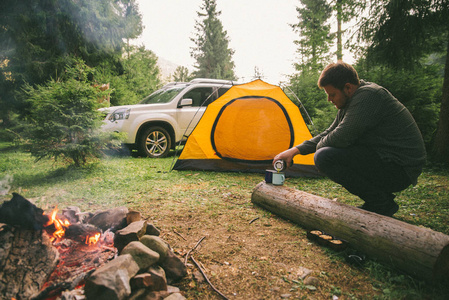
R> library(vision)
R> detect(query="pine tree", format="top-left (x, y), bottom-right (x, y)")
top-left (190, 0), bottom-right (236, 80)
top-left (289, 0), bottom-right (335, 133)
top-left (252, 66), bottom-right (264, 80)
top-left (331, 0), bottom-right (363, 61)
top-left (290, 0), bottom-right (334, 73)
top-left (173, 66), bottom-right (192, 82)
top-left (23, 59), bottom-right (120, 167)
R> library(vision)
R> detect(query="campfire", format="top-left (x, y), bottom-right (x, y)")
top-left (0, 193), bottom-right (187, 300)
top-left (44, 206), bottom-right (101, 245)
top-left (38, 207), bottom-right (117, 299)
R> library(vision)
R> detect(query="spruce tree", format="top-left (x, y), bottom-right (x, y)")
top-left (332, 0), bottom-right (363, 61)
top-left (290, 0), bottom-right (334, 73)
top-left (289, 0), bottom-right (335, 133)
top-left (173, 66), bottom-right (192, 82)
top-left (190, 0), bottom-right (236, 80)
top-left (23, 59), bottom-right (120, 167)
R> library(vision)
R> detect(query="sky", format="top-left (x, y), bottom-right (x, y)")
top-left (133, 0), bottom-right (354, 85)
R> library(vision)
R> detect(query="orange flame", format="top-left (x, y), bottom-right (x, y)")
top-left (86, 233), bottom-right (101, 246)
top-left (45, 207), bottom-right (70, 239)
top-left (44, 207), bottom-right (101, 245)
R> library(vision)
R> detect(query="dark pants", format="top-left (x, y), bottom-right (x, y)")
top-left (314, 146), bottom-right (411, 206)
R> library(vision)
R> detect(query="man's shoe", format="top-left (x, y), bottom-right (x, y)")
top-left (357, 201), bottom-right (399, 217)
top-left (378, 201), bottom-right (399, 217)
top-left (357, 203), bottom-right (372, 210)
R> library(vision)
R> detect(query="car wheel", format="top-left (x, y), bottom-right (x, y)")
top-left (138, 126), bottom-right (172, 158)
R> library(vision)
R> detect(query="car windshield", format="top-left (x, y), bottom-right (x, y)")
top-left (140, 86), bottom-right (185, 104)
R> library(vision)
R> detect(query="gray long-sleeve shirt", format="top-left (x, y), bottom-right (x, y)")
top-left (297, 81), bottom-right (426, 185)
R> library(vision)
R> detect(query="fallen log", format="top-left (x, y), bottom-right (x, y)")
top-left (251, 181), bottom-right (449, 284)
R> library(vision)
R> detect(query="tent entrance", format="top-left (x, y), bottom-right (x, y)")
top-left (212, 96), bottom-right (294, 163)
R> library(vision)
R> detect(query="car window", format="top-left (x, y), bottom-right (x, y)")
top-left (182, 87), bottom-right (215, 107)
top-left (218, 87), bottom-right (230, 97)
top-left (140, 86), bottom-right (185, 104)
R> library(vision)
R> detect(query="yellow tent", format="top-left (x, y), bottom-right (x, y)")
top-left (173, 79), bottom-right (319, 177)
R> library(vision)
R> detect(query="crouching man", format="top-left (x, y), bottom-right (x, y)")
top-left (274, 62), bottom-right (426, 216)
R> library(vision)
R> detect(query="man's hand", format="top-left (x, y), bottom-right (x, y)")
top-left (273, 147), bottom-right (300, 169)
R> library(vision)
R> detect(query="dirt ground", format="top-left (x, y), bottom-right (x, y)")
top-left (134, 185), bottom-right (386, 299)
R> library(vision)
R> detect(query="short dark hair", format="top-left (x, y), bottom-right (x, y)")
top-left (318, 62), bottom-right (360, 90)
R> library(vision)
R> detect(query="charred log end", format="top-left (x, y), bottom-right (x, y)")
top-left (65, 223), bottom-right (101, 244)
top-left (433, 243), bottom-right (449, 286)
top-left (0, 193), bottom-right (49, 230)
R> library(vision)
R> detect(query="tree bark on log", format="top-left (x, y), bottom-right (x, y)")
top-left (0, 225), bottom-right (59, 300)
top-left (251, 181), bottom-right (449, 283)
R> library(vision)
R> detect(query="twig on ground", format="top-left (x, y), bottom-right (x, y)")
top-left (191, 255), bottom-right (229, 300)
top-left (249, 217), bottom-right (260, 224)
top-left (173, 229), bottom-right (187, 241)
top-left (185, 236), bottom-right (206, 265)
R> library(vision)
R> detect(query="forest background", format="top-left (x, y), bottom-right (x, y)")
top-left (0, 0), bottom-right (448, 165)
top-left (0, 0), bottom-right (449, 166)
top-left (1, 1), bottom-right (449, 298)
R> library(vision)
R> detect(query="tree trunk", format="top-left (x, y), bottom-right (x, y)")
top-left (432, 31), bottom-right (449, 162)
top-left (336, 0), bottom-right (343, 61)
top-left (251, 181), bottom-right (449, 283)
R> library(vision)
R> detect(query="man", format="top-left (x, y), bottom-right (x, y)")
top-left (273, 62), bottom-right (426, 216)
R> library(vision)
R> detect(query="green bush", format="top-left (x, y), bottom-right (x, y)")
top-left (95, 45), bottom-right (161, 106)
top-left (23, 59), bottom-right (122, 166)
top-left (356, 64), bottom-right (442, 147)
top-left (287, 70), bottom-right (335, 134)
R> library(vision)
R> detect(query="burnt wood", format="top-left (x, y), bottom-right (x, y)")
top-left (31, 269), bottom-right (95, 300)
top-left (251, 181), bottom-right (449, 284)
top-left (0, 193), bottom-right (49, 230)
top-left (65, 223), bottom-right (101, 244)
top-left (33, 237), bottom-right (116, 300)
top-left (0, 225), bottom-right (59, 300)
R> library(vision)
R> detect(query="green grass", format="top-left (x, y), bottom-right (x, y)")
top-left (1, 140), bottom-right (448, 236)
top-left (1, 142), bottom-right (448, 299)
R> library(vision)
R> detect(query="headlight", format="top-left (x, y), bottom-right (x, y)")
top-left (108, 108), bottom-right (130, 122)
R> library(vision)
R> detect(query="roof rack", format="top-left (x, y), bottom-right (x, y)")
top-left (189, 78), bottom-right (235, 85)
top-left (162, 82), bottom-right (188, 88)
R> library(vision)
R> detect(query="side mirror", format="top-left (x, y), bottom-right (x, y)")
top-left (179, 98), bottom-right (193, 107)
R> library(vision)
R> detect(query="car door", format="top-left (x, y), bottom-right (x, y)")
top-left (176, 87), bottom-right (217, 140)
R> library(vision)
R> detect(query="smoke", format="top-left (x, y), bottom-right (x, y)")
top-left (0, 174), bottom-right (13, 196)
top-left (58, 0), bottom-right (131, 52)
top-left (22, 0), bottom-right (130, 57)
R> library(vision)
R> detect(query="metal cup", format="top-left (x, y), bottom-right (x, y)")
top-left (272, 172), bottom-right (285, 185)
top-left (265, 170), bottom-right (285, 185)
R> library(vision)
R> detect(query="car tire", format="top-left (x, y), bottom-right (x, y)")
top-left (138, 126), bottom-right (172, 158)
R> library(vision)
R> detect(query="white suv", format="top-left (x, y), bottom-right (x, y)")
top-left (100, 78), bottom-right (234, 158)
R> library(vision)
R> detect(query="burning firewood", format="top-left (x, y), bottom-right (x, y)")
top-left (65, 223), bottom-right (101, 245)
top-left (44, 206), bottom-right (102, 245)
